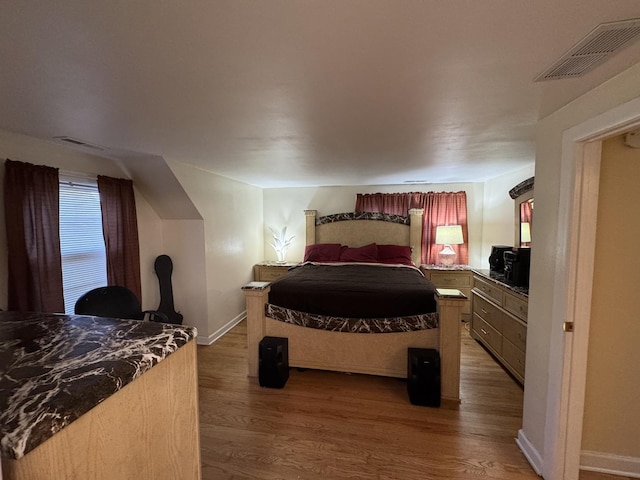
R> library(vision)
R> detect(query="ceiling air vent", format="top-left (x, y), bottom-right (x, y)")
top-left (535, 18), bottom-right (640, 81)
top-left (54, 136), bottom-right (104, 150)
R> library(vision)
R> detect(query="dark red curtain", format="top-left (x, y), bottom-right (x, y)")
top-left (356, 193), bottom-right (414, 216)
top-left (422, 192), bottom-right (468, 265)
top-left (356, 191), bottom-right (468, 265)
top-left (97, 176), bottom-right (142, 301)
top-left (3, 159), bottom-right (64, 312)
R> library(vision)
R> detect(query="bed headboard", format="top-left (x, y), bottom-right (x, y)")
top-left (304, 209), bottom-right (424, 265)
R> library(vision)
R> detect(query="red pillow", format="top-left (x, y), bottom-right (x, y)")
top-left (339, 243), bottom-right (379, 262)
top-left (303, 243), bottom-right (343, 262)
top-left (377, 244), bottom-right (413, 265)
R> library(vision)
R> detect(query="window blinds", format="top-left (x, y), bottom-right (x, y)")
top-left (59, 176), bottom-right (108, 314)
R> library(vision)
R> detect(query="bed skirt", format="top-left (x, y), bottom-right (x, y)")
top-left (265, 303), bottom-right (439, 334)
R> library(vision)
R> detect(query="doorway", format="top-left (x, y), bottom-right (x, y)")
top-left (543, 97), bottom-right (640, 480)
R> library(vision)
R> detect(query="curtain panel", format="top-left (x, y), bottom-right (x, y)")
top-left (355, 191), bottom-right (469, 265)
top-left (3, 159), bottom-right (64, 312)
top-left (97, 176), bottom-right (142, 302)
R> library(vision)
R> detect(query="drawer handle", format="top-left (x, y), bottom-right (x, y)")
top-left (481, 308), bottom-right (489, 315)
top-left (480, 328), bottom-right (488, 335)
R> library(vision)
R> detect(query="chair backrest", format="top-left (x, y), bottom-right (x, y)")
top-left (74, 286), bottom-right (144, 320)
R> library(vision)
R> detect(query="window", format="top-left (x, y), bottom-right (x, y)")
top-left (59, 175), bottom-right (108, 313)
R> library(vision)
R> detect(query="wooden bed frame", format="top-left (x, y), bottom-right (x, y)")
top-left (243, 209), bottom-right (466, 402)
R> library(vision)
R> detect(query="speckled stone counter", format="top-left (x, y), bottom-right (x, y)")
top-left (0, 311), bottom-right (197, 461)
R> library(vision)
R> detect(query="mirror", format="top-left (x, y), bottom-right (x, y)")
top-left (509, 177), bottom-right (534, 248)
top-left (518, 196), bottom-right (534, 247)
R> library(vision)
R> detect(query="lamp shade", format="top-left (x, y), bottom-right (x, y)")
top-left (521, 222), bottom-right (531, 243)
top-left (435, 225), bottom-right (464, 245)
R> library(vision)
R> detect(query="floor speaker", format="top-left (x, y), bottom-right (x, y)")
top-left (407, 348), bottom-right (441, 407)
top-left (259, 336), bottom-right (289, 388)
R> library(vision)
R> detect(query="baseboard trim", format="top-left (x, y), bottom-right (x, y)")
top-left (516, 429), bottom-right (543, 476)
top-left (196, 311), bottom-right (246, 346)
top-left (581, 450), bottom-right (640, 478)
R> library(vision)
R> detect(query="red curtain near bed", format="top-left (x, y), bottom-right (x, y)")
top-left (355, 191), bottom-right (468, 265)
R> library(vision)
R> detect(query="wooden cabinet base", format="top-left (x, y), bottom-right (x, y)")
top-left (471, 272), bottom-right (527, 384)
top-left (2, 340), bottom-right (201, 480)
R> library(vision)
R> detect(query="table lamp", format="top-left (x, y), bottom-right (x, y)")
top-left (435, 225), bottom-right (464, 266)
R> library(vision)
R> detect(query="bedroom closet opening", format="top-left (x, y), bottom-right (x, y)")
top-left (576, 133), bottom-right (640, 479)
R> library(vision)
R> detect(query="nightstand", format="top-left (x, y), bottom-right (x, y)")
top-left (420, 265), bottom-right (472, 322)
top-left (253, 261), bottom-right (298, 282)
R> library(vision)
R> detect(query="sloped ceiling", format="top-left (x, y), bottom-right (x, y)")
top-left (1, 1), bottom-right (640, 188)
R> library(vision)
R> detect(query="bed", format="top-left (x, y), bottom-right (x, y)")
top-left (243, 209), bottom-right (466, 402)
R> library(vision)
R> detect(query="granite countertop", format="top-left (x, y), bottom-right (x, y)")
top-left (420, 264), bottom-right (473, 271)
top-left (255, 261), bottom-right (299, 267)
top-left (0, 311), bottom-right (197, 460)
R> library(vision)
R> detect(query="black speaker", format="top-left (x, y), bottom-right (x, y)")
top-left (407, 348), bottom-right (441, 407)
top-left (259, 336), bottom-right (289, 388)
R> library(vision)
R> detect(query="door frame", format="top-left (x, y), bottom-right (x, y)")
top-left (543, 96), bottom-right (640, 480)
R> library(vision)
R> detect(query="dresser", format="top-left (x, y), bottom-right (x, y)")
top-left (471, 270), bottom-right (528, 384)
top-left (253, 261), bottom-right (298, 282)
top-left (420, 265), bottom-right (472, 322)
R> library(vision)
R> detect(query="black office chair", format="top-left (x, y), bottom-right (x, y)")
top-left (74, 286), bottom-right (169, 323)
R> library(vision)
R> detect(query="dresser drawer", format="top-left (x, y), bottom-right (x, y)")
top-left (504, 291), bottom-right (528, 322)
top-left (473, 315), bottom-right (502, 355)
top-left (502, 338), bottom-right (525, 379)
top-left (472, 293), bottom-right (503, 332)
top-left (473, 277), bottom-right (503, 305)
top-left (430, 271), bottom-right (472, 288)
top-left (502, 315), bottom-right (527, 352)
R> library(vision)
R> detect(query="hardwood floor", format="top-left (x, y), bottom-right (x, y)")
top-left (197, 322), bottom-right (540, 479)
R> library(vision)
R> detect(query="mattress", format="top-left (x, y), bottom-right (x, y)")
top-left (267, 262), bottom-right (438, 319)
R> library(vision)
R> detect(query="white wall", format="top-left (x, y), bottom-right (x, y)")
top-left (159, 220), bottom-right (208, 337)
top-left (263, 178), bottom-right (532, 269)
top-left (166, 161), bottom-right (263, 343)
top-left (481, 164), bottom-right (535, 264)
top-left (522, 62), bottom-right (640, 475)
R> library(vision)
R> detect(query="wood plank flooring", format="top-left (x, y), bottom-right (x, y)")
top-left (198, 322), bottom-right (532, 479)
top-left (197, 322), bottom-right (629, 479)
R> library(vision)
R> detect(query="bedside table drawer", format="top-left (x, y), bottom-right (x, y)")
top-left (430, 271), bottom-right (472, 288)
top-left (253, 263), bottom-right (295, 282)
top-left (259, 268), bottom-right (289, 282)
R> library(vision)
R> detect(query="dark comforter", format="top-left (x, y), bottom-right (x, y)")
top-left (268, 263), bottom-right (438, 319)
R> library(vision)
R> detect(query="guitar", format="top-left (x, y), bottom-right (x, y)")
top-left (154, 255), bottom-right (184, 325)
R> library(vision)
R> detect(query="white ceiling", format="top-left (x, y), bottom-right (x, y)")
top-left (1, 1), bottom-right (640, 188)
